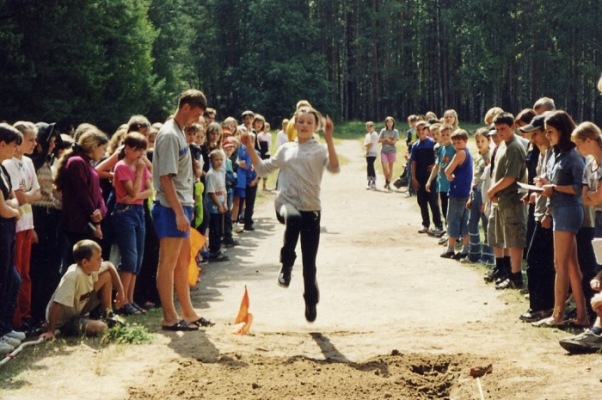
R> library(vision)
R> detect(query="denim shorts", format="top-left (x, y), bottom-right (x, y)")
top-left (233, 187), bottom-right (246, 198)
top-left (113, 204), bottom-right (146, 274)
top-left (152, 202), bottom-right (193, 239)
top-left (446, 197), bottom-right (469, 238)
top-left (551, 205), bottom-right (583, 234)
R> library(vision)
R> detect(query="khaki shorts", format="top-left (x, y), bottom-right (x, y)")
top-left (486, 205), bottom-right (503, 248)
top-left (495, 203), bottom-right (527, 249)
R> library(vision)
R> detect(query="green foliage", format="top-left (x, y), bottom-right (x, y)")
top-left (101, 323), bottom-right (152, 345)
top-left (0, 0), bottom-right (600, 128)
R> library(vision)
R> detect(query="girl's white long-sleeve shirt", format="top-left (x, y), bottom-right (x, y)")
top-left (254, 137), bottom-right (339, 211)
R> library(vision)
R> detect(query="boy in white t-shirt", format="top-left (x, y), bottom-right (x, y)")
top-left (41, 240), bottom-right (126, 340)
top-left (4, 122), bottom-right (42, 330)
top-left (205, 150), bottom-right (229, 262)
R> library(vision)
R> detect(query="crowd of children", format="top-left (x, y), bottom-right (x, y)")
top-left (0, 89), bottom-right (318, 353)
top-left (364, 86), bottom-right (602, 353)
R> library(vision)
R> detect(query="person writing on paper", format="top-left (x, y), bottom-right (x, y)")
top-left (535, 111), bottom-right (588, 328)
top-left (559, 121), bottom-right (602, 352)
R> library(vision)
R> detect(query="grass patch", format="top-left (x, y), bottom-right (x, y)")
top-left (101, 323), bottom-right (152, 345)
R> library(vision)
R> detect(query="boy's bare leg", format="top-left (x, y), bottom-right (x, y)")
top-left (175, 237), bottom-right (199, 322)
top-left (157, 237), bottom-right (183, 325)
top-left (94, 270), bottom-right (114, 312)
top-left (129, 275), bottom-right (137, 304)
top-left (118, 271), bottom-right (132, 305)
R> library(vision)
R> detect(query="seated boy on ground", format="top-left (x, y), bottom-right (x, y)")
top-left (41, 240), bottom-right (126, 340)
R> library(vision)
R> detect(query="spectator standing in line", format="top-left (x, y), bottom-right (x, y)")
top-left (152, 89), bottom-right (213, 331)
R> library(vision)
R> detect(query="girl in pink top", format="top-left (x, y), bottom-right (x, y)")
top-left (112, 133), bottom-right (153, 315)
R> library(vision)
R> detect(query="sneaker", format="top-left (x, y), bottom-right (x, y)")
top-left (438, 236), bottom-right (448, 245)
top-left (559, 330), bottom-right (602, 353)
top-left (440, 251), bottom-right (455, 259)
top-left (0, 335), bottom-right (20, 347)
top-left (483, 268), bottom-right (501, 283)
top-left (418, 226), bottom-right (429, 234)
top-left (0, 340), bottom-right (14, 355)
top-left (6, 330), bottom-right (26, 341)
top-left (1, 334), bottom-right (20, 347)
top-left (427, 228), bottom-right (444, 237)
top-left (278, 266), bottom-right (292, 287)
top-left (519, 308), bottom-right (553, 323)
top-left (495, 277), bottom-right (523, 290)
top-left (101, 310), bottom-right (126, 328)
top-left (453, 252), bottom-right (468, 260)
top-left (305, 300), bottom-right (317, 322)
top-left (233, 222), bottom-right (244, 233)
top-left (209, 252), bottom-right (230, 262)
top-left (224, 239), bottom-right (240, 248)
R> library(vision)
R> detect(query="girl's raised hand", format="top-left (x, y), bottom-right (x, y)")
top-left (323, 115), bottom-right (334, 141)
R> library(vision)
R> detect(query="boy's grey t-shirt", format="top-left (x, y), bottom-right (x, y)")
top-left (152, 118), bottom-right (194, 207)
top-left (494, 135), bottom-right (526, 209)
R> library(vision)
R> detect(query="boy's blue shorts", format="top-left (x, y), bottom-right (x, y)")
top-left (152, 202), bottom-right (193, 239)
top-left (446, 197), bottom-right (469, 238)
top-left (233, 187), bottom-right (246, 198)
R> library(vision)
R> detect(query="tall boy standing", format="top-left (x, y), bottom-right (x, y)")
top-left (487, 113), bottom-right (527, 289)
top-left (152, 89), bottom-right (212, 331)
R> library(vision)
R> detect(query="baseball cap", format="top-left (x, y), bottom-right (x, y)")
top-left (519, 113), bottom-right (547, 133)
top-left (223, 138), bottom-right (236, 148)
top-left (487, 124), bottom-right (497, 136)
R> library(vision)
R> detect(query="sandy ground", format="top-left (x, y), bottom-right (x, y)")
top-left (3, 139), bottom-right (602, 399)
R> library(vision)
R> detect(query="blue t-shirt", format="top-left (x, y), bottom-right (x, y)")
top-left (436, 144), bottom-right (455, 193)
top-left (410, 137), bottom-right (436, 184)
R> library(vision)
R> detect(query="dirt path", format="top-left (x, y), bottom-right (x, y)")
top-left (3, 139), bottom-right (602, 400)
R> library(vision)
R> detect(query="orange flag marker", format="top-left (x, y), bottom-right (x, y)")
top-left (233, 286), bottom-right (253, 335)
top-left (188, 228), bottom-right (206, 287)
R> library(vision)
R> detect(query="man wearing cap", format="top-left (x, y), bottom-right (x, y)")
top-left (517, 113), bottom-right (555, 322)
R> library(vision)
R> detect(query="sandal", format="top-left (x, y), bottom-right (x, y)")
top-left (117, 303), bottom-right (141, 316)
top-left (567, 318), bottom-right (590, 328)
top-left (190, 317), bottom-right (215, 328)
top-left (131, 302), bottom-right (147, 314)
top-left (161, 320), bottom-right (199, 331)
